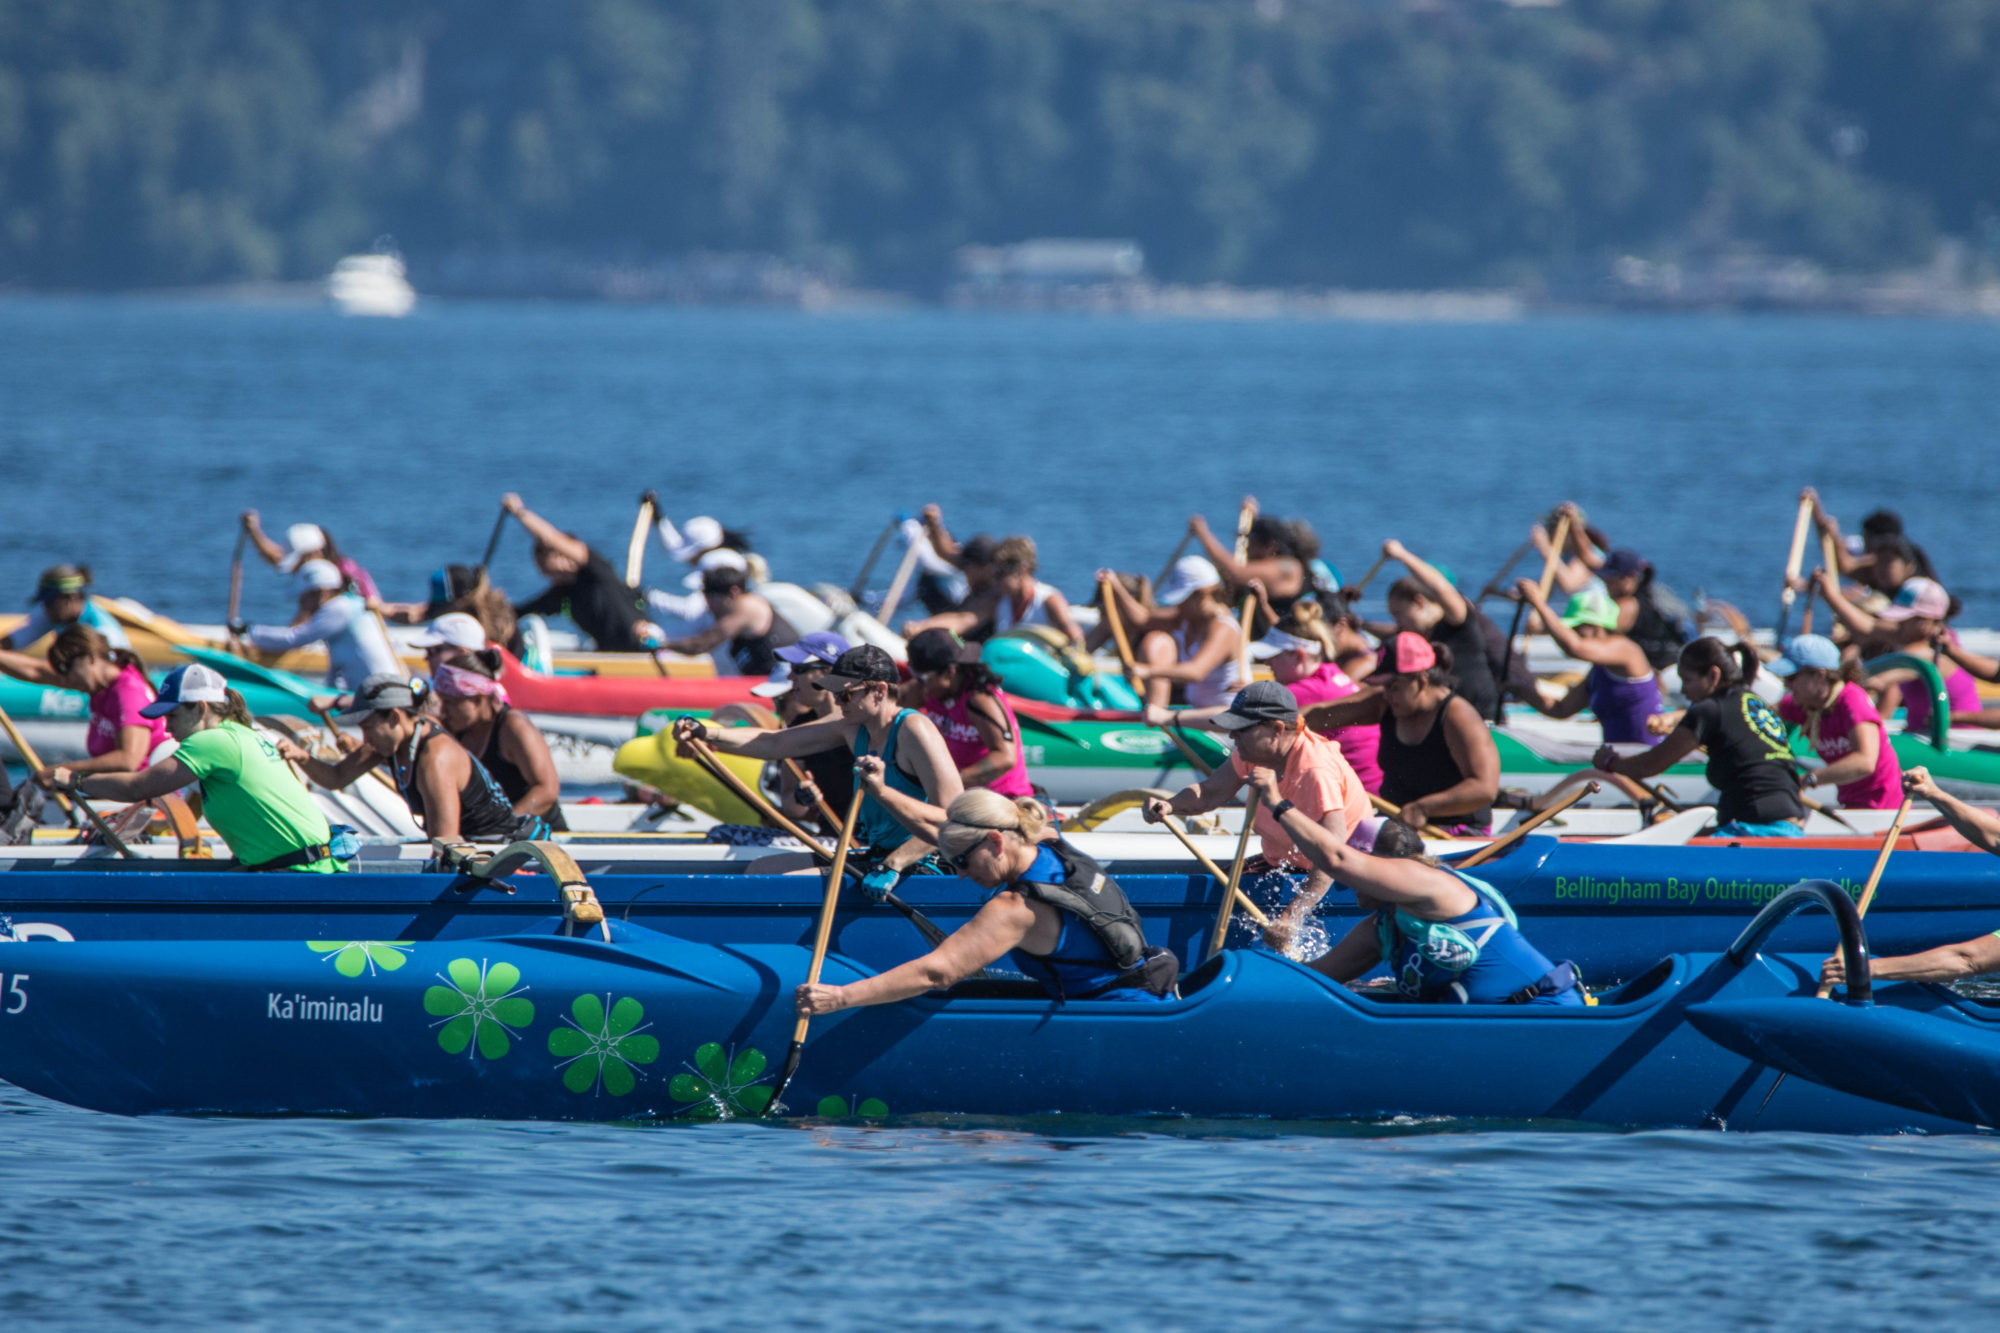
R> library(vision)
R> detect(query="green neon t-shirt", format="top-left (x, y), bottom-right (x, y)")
top-left (172, 721), bottom-right (337, 872)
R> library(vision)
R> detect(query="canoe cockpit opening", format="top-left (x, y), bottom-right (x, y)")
top-left (1596, 957), bottom-right (1675, 1006)
top-left (1178, 954), bottom-right (1226, 997)
top-left (941, 978), bottom-right (1058, 1001)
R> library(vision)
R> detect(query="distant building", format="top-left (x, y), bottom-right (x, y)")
top-left (954, 239), bottom-right (1145, 286)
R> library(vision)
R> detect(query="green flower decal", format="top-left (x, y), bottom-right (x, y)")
top-left (307, 941), bottom-right (413, 978)
top-left (815, 1095), bottom-right (890, 1118)
top-left (667, 1042), bottom-right (773, 1119)
top-left (548, 993), bottom-right (660, 1096)
top-left (423, 957), bottom-right (534, 1059)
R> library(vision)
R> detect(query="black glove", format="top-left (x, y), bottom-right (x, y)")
top-left (640, 489), bottom-right (661, 510)
top-left (227, 619), bottom-right (249, 637)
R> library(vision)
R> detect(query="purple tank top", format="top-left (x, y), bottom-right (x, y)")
top-left (1586, 664), bottom-right (1663, 745)
top-left (924, 688), bottom-right (1035, 798)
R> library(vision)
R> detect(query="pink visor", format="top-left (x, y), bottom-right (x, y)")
top-left (433, 664), bottom-right (509, 703)
top-left (1370, 631), bottom-right (1437, 679)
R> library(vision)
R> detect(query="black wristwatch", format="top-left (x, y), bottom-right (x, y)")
top-left (1269, 798), bottom-right (1296, 820)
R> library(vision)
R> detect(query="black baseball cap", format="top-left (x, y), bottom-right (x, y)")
top-left (907, 628), bottom-right (981, 674)
top-left (1211, 680), bottom-right (1299, 731)
top-left (818, 645), bottom-right (902, 694)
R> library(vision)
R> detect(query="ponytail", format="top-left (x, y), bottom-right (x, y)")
top-left (217, 688), bottom-right (257, 728)
top-left (1679, 636), bottom-right (1759, 691)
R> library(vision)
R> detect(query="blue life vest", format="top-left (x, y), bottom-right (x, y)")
top-left (851, 709), bottom-right (927, 852)
top-left (1376, 869), bottom-right (1580, 1005)
top-left (1001, 843), bottom-right (1173, 1003)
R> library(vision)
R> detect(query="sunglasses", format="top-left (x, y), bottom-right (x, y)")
top-left (942, 847), bottom-right (977, 874)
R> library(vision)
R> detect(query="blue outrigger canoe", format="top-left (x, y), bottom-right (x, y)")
top-left (6, 837), bottom-right (2000, 987)
top-left (0, 882), bottom-right (1970, 1130)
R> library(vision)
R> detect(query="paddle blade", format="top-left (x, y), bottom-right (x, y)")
top-left (763, 1039), bottom-right (806, 1118)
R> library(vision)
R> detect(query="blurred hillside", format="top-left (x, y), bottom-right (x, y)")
top-left (2, 0), bottom-right (1997, 294)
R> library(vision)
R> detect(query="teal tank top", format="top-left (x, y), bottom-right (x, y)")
top-left (852, 710), bottom-right (926, 851)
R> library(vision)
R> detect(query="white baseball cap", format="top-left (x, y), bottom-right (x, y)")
top-left (141, 662), bottom-right (229, 717)
top-left (683, 545), bottom-right (749, 589)
top-left (1156, 556), bottom-right (1221, 607)
top-left (749, 661), bottom-right (794, 698)
top-left (277, 523), bottom-right (328, 573)
top-left (1249, 627), bottom-right (1322, 660)
top-left (411, 612), bottom-right (487, 652)
top-left (295, 559), bottom-right (345, 592)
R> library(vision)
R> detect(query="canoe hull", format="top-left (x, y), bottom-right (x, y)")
top-left (1688, 991), bottom-right (2000, 1128)
top-left (0, 927), bottom-right (1963, 1131)
top-left (6, 837), bottom-right (2000, 987)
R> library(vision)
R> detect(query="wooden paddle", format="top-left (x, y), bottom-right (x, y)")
top-left (1156, 812), bottom-right (1270, 927)
top-left (1204, 789), bottom-right (1262, 963)
top-left (1775, 494), bottom-right (1814, 642)
top-left (1460, 781), bottom-right (1597, 868)
top-left (1799, 792), bottom-right (1860, 834)
top-left (1346, 553), bottom-right (1391, 599)
top-left (0, 702), bottom-right (73, 821)
top-left (766, 786), bottom-right (866, 1116)
top-left (1233, 498), bottom-right (1256, 562)
top-left (782, 757), bottom-right (843, 834)
top-left (875, 537), bottom-right (923, 627)
top-left (227, 528), bottom-right (247, 628)
top-left (624, 493), bottom-right (656, 588)
top-left (1493, 511), bottom-right (1569, 725)
top-left (476, 500), bottom-right (508, 568)
top-left (1369, 792), bottom-right (1449, 840)
top-left (1756, 796), bottom-right (1914, 1120)
top-left (683, 736), bottom-right (833, 857)
top-left (1097, 575), bottom-right (1211, 775)
top-left (1475, 539), bottom-right (1533, 604)
top-left (1537, 511), bottom-right (1572, 601)
top-left (849, 518), bottom-right (901, 598)
top-left (1153, 531), bottom-right (1193, 590)
top-left (64, 788), bottom-right (139, 859)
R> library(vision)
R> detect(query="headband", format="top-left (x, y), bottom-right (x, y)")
top-left (433, 663), bottom-right (509, 704)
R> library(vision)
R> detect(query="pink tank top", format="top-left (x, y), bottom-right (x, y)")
top-left (1285, 663), bottom-right (1384, 793)
top-left (1901, 660), bottom-right (1981, 735)
top-left (924, 688), bottom-right (1035, 798)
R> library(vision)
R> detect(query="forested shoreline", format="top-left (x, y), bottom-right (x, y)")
top-left (2, 0), bottom-right (1996, 292)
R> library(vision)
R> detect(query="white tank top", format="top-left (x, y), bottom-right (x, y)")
top-left (993, 581), bottom-right (1057, 634)
top-left (1175, 618), bottom-right (1241, 708)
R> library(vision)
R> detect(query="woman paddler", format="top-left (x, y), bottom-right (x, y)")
top-left (904, 629), bottom-right (1035, 798)
top-left (237, 558), bottom-right (401, 691)
top-left (747, 631), bottom-right (854, 836)
top-left (1241, 768), bottom-right (1582, 1005)
top-left (902, 536), bottom-right (1084, 646)
top-left (1185, 504), bottom-right (1325, 625)
top-left (1142, 682), bottom-right (1372, 952)
top-left (1771, 634), bottom-right (1903, 811)
top-left (1591, 638), bottom-right (1806, 838)
top-left (1377, 539), bottom-right (1515, 721)
top-left (49, 663), bottom-right (340, 872)
top-left (432, 650), bottom-right (567, 831)
top-left (1098, 556), bottom-right (1241, 709)
top-left (239, 512), bottom-right (380, 602)
top-left (1305, 635), bottom-right (1500, 837)
top-left (1145, 605), bottom-right (1382, 793)
top-left (2, 565), bottom-right (130, 653)
top-left (794, 786), bottom-right (1177, 1016)
top-left (0, 626), bottom-right (172, 783)
top-left (1816, 575), bottom-right (1986, 731)
top-left (278, 674), bottom-right (547, 843)
top-left (504, 493), bottom-right (662, 653)
top-left (662, 565), bottom-right (800, 676)
top-left (673, 645), bottom-right (962, 895)
top-left (1510, 582), bottom-right (1662, 744)
top-left (1819, 767), bottom-right (2000, 989)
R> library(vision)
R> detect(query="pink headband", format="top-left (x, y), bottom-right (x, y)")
top-left (433, 664), bottom-right (508, 704)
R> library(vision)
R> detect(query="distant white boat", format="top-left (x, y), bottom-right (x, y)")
top-left (327, 251), bottom-right (416, 317)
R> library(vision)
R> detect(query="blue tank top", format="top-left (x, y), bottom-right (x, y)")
top-left (1381, 870), bottom-right (1577, 1005)
top-left (1005, 845), bottom-right (1164, 1002)
top-left (851, 709), bottom-right (927, 851)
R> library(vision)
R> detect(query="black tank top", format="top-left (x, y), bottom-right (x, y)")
top-left (730, 605), bottom-right (801, 677)
top-left (783, 703), bottom-right (856, 835)
top-left (391, 723), bottom-right (523, 841)
top-left (1377, 693), bottom-right (1491, 829)
top-left (474, 706), bottom-right (568, 832)
top-left (1431, 613), bottom-right (1499, 720)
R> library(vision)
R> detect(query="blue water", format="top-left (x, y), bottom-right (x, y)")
top-left (7, 298), bottom-right (2000, 1328)
top-left (2, 298), bottom-right (1998, 628)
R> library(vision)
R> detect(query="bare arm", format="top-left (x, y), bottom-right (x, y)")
top-left (275, 736), bottom-right (381, 792)
top-left (1246, 770), bottom-right (1476, 913)
top-left (1939, 635), bottom-right (2000, 684)
top-left (61, 724), bottom-right (156, 778)
top-left (0, 646), bottom-right (59, 686)
top-left (1812, 568), bottom-right (1877, 638)
top-left (1307, 916), bottom-right (1389, 984)
top-left (799, 892), bottom-right (1037, 1012)
top-left (1141, 765), bottom-right (1246, 823)
top-left (241, 510), bottom-right (288, 567)
top-left (1384, 540), bottom-right (1469, 625)
top-left (500, 494), bottom-right (588, 566)
top-left (414, 738), bottom-right (469, 841)
top-left (666, 602), bottom-right (753, 656)
top-left (1302, 687), bottom-right (1387, 733)
top-left (1904, 766), bottom-right (2000, 855)
top-left (681, 715), bottom-right (852, 762)
top-left (920, 504), bottom-right (960, 561)
top-left (1415, 698), bottom-right (1501, 820)
top-left (955, 693), bottom-right (1021, 788)
top-left (1520, 679), bottom-right (1590, 721)
top-left (852, 755), bottom-right (947, 843)
top-left (1823, 932), bottom-right (2000, 987)
top-left (1515, 579), bottom-right (1649, 675)
top-left (1041, 588), bottom-right (1085, 646)
top-left (70, 756), bottom-right (196, 803)
top-left (1139, 614), bottom-right (1237, 685)
top-left (1803, 719), bottom-right (1881, 795)
top-left (498, 712), bottom-right (563, 817)
top-left (1594, 725), bottom-right (1701, 782)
